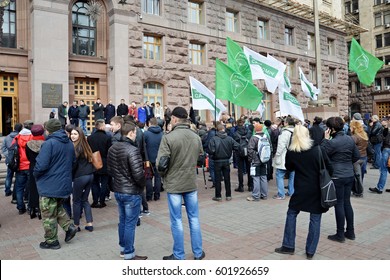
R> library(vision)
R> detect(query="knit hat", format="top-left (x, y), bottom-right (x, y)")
top-left (352, 113), bottom-right (362, 120)
top-left (264, 120), bottom-right (272, 127)
top-left (45, 119), bottom-right (62, 133)
top-left (254, 123), bottom-right (263, 132)
top-left (31, 124), bottom-right (44, 136)
top-left (252, 117), bottom-right (261, 123)
top-left (171, 106), bottom-right (188, 119)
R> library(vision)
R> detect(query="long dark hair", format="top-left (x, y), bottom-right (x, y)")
top-left (72, 127), bottom-right (92, 162)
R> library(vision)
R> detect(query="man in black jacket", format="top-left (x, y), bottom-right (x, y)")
top-left (92, 98), bottom-right (105, 123)
top-left (78, 100), bottom-right (90, 135)
top-left (104, 100), bottom-right (116, 124)
top-left (369, 115), bottom-right (384, 169)
top-left (309, 116), bottom-right (324, 146)
top-left (117, 99), bottom-right (128, 117)
top-left (87, 119), bottom-right (112, 208)
top-left (68, 101), bottom-right (80, 127)
top-left (208, 124), bottom-right (239, 201)
top-left (107, 121), bottom-right (147, 260)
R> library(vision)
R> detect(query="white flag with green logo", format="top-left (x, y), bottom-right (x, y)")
top-left (189, 76), bottom-right (226, 121)
top-left (278, 88), bottom-right (305, 123)
top-left (299, 67), bottom-right (319, 101)
top-left (243, 46), bottom-right (286, 94)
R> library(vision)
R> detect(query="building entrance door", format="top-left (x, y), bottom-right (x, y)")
top-left (0, 74), bottom-right (18, 136)
top-left (74, 78), bottom-right (98, 134)
top-left (376, 102), bottom-right (390, 119)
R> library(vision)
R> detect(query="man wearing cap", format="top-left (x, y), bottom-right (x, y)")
top-left (11, 120), bottom-right (34, 214)
top-left (34, 119), bottom-right (77, 249)
top-left (157, 106), bottom-right (205, 260)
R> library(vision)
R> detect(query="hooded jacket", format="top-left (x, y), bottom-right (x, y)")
top-left (2, 131), bottom-right (18, 159)
top-left (208, 131), bottom-right (239, 162)
top-left (144, 125), bottom-right (163, 163)
top-left (12, 128), bottom-right (34, 171)
top-left (34, 130), bottom-right (75, 198)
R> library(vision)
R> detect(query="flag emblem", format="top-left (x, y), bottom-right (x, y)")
top-left (354, 54), bottom-right (369, 72)
top-left (230, 73), bottom-right (249, 98)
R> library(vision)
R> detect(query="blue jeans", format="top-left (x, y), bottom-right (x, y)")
top-left (377, 148), bottom-right (390, 191)
top-left (4, 167), bottom-right (14, 195)
top-left (208, 158), bottom-right (215, 185)
top-left (360, 156), bottom-right (368, 182)
top-left (333, 176), bottom-right (355, 237)
top-left (167, 191), bottom-right (203, 260)
top-left (72, 174), bottom-right (94, 226)
top-left (80, 119), bottom-right (88, 135)
top-left (276, 169), bottom-right (295, 198)
top-left (373, 143), bottom-right (382, 168)
top-left (145, 163), bottom-right (162, 200)
top-left (282, 208), bottom-right (322, 255)
top-left (115, 192), bottom-right (141, 260)
top-left (14, 170), bottom-right (29, 211)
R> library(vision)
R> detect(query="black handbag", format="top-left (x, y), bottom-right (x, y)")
top-left (352, 173), bottom-right (363, 195)
top-left (318, 147), bottom-right (337, 208)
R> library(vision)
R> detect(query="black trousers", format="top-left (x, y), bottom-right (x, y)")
top-left (237, 155), bottom-right (253, 189)
top-left (215, 161), bottom-right (231, 198)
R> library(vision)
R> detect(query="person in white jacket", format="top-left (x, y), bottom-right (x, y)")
top-left (272, 117), bottom-right (295, 200)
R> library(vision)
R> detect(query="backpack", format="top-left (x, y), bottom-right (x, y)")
top-left (7, 138), bottom-right (20, 172)
top-left (254, 135), bottom-right (271, 163)
top-left (238, 134), bottom-right (249, 157)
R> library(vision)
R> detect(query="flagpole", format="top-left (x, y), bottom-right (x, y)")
top-left (214, 95), bottom-right (217, 124)
top-left (313, 0), bottom-right (322, 93)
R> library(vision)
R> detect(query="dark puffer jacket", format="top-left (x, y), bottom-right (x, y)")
top-left (107, 137), bottom-right (145, 195)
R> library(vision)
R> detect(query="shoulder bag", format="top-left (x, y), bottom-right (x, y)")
top-left (318, 147), bottom-right (337, 208)
top-left (91, 150), bottom-right (103, 170)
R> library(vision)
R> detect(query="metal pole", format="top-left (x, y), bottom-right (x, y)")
top-left (313, 0), bottom-right (322, 95)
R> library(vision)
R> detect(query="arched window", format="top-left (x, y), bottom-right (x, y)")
top-left (329, 96), bottom-right (337, 108)
top-left (0, 0), bottom-right (16, 48)
top-left (143, 82), bottom-right (163, 105)
top-left (72, 1), bottom-right (96, 56)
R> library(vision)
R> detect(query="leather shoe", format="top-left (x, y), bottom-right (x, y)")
top-left (386, 189), bottom-right (390, 192)
top-left (274, 246), bottom-right (295, 255)
top-left (327, 234), bottom-right (345, 243)
top-left (19, 209), bottom-right (26, 215)
top-left (163, 254), bottom-right (179, 260)
top-left (369, 187), bottom-right (383, 194)
top-left (306, 253), bottom-right (314, 260)
top-left (129, 255), bottom-right (148, 260)
top-left (194, 251), bottom-right (206, 260)
top-left (91, 202), bottom-right (100, 208)
top-left (65, 224), bottom-right (77, 243)
top-left (99, 202), bottom-right (107, 208)
top-left (234, 188), bottom-right (244, 192)
top-left (344, 232), bottom-right (356, 240)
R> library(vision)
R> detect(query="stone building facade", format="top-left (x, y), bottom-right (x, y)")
top-left (0, 0), bottom-right (351, 135)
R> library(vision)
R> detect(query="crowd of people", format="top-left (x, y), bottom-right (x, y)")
top-left (1, 100), bottom-right (390, 260)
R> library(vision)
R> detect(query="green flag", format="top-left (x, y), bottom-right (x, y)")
top-left (226, 37), bottom-right (252, 82)
top-left (215, 59), bottom-right (263, 111)
top-left (349, 38), bottom-right (384, 86)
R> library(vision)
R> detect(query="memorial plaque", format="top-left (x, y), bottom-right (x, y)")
top-left (42, 83), bottom-right (63, 108)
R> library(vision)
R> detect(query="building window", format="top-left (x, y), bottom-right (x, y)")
top-left (345, 1), bottom-right (351, 14)
top-left (189, 42), bottom-right (205, 65)
top-left (143, 35), bottom-right (162, 60)
top-left (0, 0), bottom-right (16, 48)
top-left (385, 55), bottom-right (390, 65)
top-left (329, 68), bottom-right (336, 83)
top-left (262, 92), bottom-right (271, 120)
top-left (386, 77), bottom-right (390, 87)
top-left (285, 27), bottom-right (294, 46)
top-left (375, 78), bottom-right (381, 91)
top-left (327, 38), bottom-right (335, 55)
top-left (142, 0), bottom-right (160, 16)
top-left (258, 19), bottom-right (268, 40)
top-left (374, 0), bottom-right (382, 5)
top-left (329, 96), bottom-right (337, 108)
top-left (376, 34), bottom-right (383, 48)
top-left (352, 0), bottom-right (358, 12)
top-left (355, 81), bottom-right (361, 92)
top-left (375, 13), bottom-right (382, 27)
top-left (385, 32), bottom-right (390, 46)
top-left (226, 10), bottom-right (238, 32)
top-left (286, 60), bottom-right (295, 78)
top-left (72, 1), bottom-right (97, 56)
top-left (384, 11), bottom-right (390, 25)
top-left (307, 33), bottom-right (315, 50)
top-left (188, 1), bottom-right (203, 24)
top-left (143, 82), bottom-right (163, 105)
top-left (309, 64), bottom-right (316, 82)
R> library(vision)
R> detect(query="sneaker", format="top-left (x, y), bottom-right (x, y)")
top-left (369, 187), bottom-right (383, 194)
top-left (212, 197), bottom-right (222, 202)
top-left (327, 234), bottom-right (345, 243)
top-left (65, 224), bottom-right (77, 243)
top-left (247, 196), bottom-right (259, 201)
top-left (84, 226), bottom-right (94, 232)
top-left (273, 195), bottom-right (285, 200)
top-left (194, 251), bottom-right (206, 260)
top-left (11, 199), bottom-right (17, 204)
top-left (260, 196), bottom-right (267, 200)
top-left (40, 240), bottom-right (61, 250)
top-left (5, 192), bottom-right (12, 197)
top-left (142, 210), bottom-right (150, 216)
top-left (120, 251), bottom-right (124, 258)
top-left (226, 197), bottom-right (232, 201)
top-left (306, 253), bottom-right (314, 260)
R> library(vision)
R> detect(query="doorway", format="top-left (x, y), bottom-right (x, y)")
top-left (1, 96), bottom-right (13, 136)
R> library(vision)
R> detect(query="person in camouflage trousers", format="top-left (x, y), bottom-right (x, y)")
top-left (34, 119), bottom-right (77, 250)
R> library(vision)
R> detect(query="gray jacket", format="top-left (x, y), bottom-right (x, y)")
top-left (1, 131), bottom-right (18, 158)
top-left (156, 123), bottom-right (203, 194)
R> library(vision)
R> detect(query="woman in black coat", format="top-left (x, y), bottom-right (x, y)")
top-left (275, 125), bottom-right (332, 260)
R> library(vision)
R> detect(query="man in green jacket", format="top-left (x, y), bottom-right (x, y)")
top-left (156, 106), bottom-right (205, 260)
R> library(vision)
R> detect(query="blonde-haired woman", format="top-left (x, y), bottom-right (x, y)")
top-left (350, 120), bottom-right (368, 183)
top-left (275, 125), bottom-right (332, 260)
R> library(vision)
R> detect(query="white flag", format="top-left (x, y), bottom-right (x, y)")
top-left (279, 71), bottom-right (292, 93)
top-left (189, 76), bottom-right (226, 120)
top-left (299, 67), bottom-right (319, 101)
top-left (243, 46), bottom-right (286, 93)
top-left (256, 101), bottom-right (266, 118)
top-left (278, 88), bottom-right (305, 123)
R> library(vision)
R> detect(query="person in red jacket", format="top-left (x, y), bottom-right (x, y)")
top-left (11, 120), bottom-right (34, 214)
top-left (128, 101), bottom-right (138, 121)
